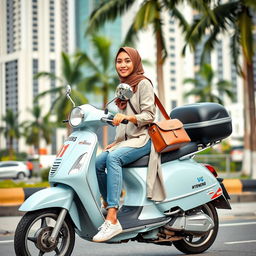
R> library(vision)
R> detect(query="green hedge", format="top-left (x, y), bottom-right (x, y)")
top-left (0, 180), bottom-right (49, 188)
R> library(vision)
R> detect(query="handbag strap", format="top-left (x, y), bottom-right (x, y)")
top-left (128, 94), bottom-right (170, 120)
top-left (128, 100), bottom-right (138, 115)
top-left (154, 94), bottom-right (170, 120)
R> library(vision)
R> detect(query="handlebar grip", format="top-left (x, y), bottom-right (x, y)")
top-left (62, 120), bottom-right (69, 123)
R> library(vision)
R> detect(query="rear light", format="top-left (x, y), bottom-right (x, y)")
top-left (203, 164), bottom-right (218, 177)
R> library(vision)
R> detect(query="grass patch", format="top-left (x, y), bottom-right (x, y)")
top-left (0, 179), bottom-right (49, 188)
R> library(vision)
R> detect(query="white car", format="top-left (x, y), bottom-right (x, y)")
top-left (0, 161), bottom-right (30, 180)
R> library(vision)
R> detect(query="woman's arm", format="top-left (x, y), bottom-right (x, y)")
top-left (134, 79), bottom-right (156, 127)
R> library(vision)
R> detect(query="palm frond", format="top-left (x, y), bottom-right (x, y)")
top-left (244, 0), bottom-right (256, 10)
top-left (33, 86), bottom-right (63, 103)
top-left (183, 1), bottom-right (239, 53)
top-left (61, 52), bottom-right (72, 83)
top-left (230, 26), bottom-right (243, 75)
top-left (170, 7), bottom-right (189, 33)
top-left (92, 34), bottom-right (112, 71)
top-left (76, 51), bottom-right (100, 73)
top-left (87, 0), bottom-right (136, 33)
top-left (183, 78), bottom-right (198, 84)
top-left (123, 22), bottom-right (140, 46)
top-left (134, 0), bottom-right (157, 30)
top-left (77, 75), bottom-right (101, 92)
top-left (34, 72), bottom-right (61, 82)
top-left (200, 27), bottom-right (220, 65)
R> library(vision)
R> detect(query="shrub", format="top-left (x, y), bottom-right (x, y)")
top-left (40, 168), bottom-right (50, 182)
top-left (0, 180), bottom-right (49, 188)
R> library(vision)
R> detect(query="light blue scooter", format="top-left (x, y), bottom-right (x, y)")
top-left (14, 84), bottom-right (231, 256)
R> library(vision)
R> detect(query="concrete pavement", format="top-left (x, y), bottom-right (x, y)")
top-left (1, 202), bottom-right (256, 235)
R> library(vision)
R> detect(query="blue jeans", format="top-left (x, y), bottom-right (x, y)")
top-left (95, 140), bottom-right (151, 209)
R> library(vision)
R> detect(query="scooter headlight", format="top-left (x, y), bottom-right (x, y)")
top-left (69, 107), bottom-right (84, 127)
top-left (69, 153), bottom-right (88, 174)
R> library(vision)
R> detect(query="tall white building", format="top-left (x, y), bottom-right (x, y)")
top-left (0, 0), bottom-right (74, 155)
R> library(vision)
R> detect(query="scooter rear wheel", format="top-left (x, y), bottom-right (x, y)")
top-left (14, 208), bottom-right (75, 256)
top-left (173, 203), bottom-right (218, 254)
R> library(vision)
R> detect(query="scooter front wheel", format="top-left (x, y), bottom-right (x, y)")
top-left (14, 208), bottom-right (75, 256)
top-left (173, 203), bottom-right (218, 254)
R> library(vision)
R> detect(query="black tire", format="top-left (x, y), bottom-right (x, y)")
top-left (17, 172), bottom-right (25, 180)
top-left (14, 208), bottom-right (75, 256)
top-left (173, 203), bottom-right (218, 254)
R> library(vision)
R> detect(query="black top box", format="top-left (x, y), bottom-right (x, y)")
top-left (170, 102), bottom-right (232, 145)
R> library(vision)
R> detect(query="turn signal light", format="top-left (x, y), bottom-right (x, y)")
top-left (204, 164), bottom-right (218, 177)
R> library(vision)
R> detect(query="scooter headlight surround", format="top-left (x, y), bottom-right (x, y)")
top-left (69, 107), bottom-right (84, 127)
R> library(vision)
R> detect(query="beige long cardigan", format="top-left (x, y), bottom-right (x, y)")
top-left (109, 79), bottom-right (166, 201)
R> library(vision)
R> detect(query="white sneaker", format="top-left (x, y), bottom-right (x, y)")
top-left (93, 220), bottom-right (122, 242)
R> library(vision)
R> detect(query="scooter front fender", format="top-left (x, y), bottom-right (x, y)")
top-left (19, 185), bottom-right (74, 212)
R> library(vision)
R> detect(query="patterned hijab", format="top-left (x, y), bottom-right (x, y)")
top-left (115, 47), bottom-right (151, 110)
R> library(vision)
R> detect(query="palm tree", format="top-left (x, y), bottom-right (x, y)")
top-left (182, 0), bottom-right (256, 177)
top-left (0, 109), bottom-right (21, 159)
top-left (77, 34), bottom-right (119, 148)
top-left (184, 64), bottom-right (234, 105)
top-left (23, 105), bottom-right (55, 155)
top-left (87, 0), bottom-right (213, 107)
top-left (35, 52), bottom-right (88, 130)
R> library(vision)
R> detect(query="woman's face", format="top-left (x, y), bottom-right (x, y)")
top-left (116, 51), bottom-right (134, 77)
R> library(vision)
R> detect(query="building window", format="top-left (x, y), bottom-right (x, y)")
top-left (61, 0), bottom-right (69, 52)
top-left (171, 100), bottom-right (177, 109)
top-left (5, 60), bottom-right (18, 114)
top-left (6, 0), bottom-right (21, 53)
top-left (32, 59), bottom-right (39, 99)
top-left (32, 0), bottom-right (38, 52)
top-left (50, 60), bottom-right (56, 104)
top-left (49, 0), bottom-right (55, 52)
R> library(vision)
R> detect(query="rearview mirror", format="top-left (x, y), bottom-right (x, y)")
top-left (115, 83), bottom-right (133, 100)
top-left (65, 85), bottom-right (75, 107)
top-left (66, 85), bottom-right (72, 95)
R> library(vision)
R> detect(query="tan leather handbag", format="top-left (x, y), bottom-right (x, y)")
top-left (148, 95), bottom-right (191, 153)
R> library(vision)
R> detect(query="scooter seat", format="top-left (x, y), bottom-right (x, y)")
top-left (124, 142), bottom-right (199, 168)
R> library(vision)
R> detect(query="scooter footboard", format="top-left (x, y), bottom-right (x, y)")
top-left (19, 185), bottom-right (74, 212)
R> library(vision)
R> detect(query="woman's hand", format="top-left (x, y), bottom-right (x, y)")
top-left (104, 142), bottom-right (116, 151)
top-left (112, 113), bottom-right (127, 126)
top-left (112, 113), bottom-right (137, 126)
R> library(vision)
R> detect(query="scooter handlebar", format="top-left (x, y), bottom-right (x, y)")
top-left (101, 116), bottom-right (129, 125)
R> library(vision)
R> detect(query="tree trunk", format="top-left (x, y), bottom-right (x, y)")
top-left (241, 58), bottom-right (256, 178)
top-left (156, 30), bottom-right (166, 108)
top-left (9, 137), bottom-right (14, 160)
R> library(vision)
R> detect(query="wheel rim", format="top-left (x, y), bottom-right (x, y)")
top-left (24, 212), bottom-right (71, 256)
top-left (18, 173), bottom-right (25, 179)
top-left (182, 204), bottom-right (216, 248)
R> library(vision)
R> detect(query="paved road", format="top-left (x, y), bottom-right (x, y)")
top-left (1, 202), bottom-right (256, 256)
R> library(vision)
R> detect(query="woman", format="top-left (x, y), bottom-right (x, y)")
top-left (93, 47), bottom-right (163, 242)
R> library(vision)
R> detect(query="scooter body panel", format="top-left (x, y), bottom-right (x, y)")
top-left (123, 158), bottom-right (222, 215)
top-left (19, 185), bottom-right (74, 212)
top-left (48, 129), bottom-right (104, 233)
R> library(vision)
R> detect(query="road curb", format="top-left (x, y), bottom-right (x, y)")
top-left (0, 187), bottom-right (46, 207)
top-left (0, 179), bottom-right (255, 216)
top-left (223, 179), bottom-right (256, 194)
